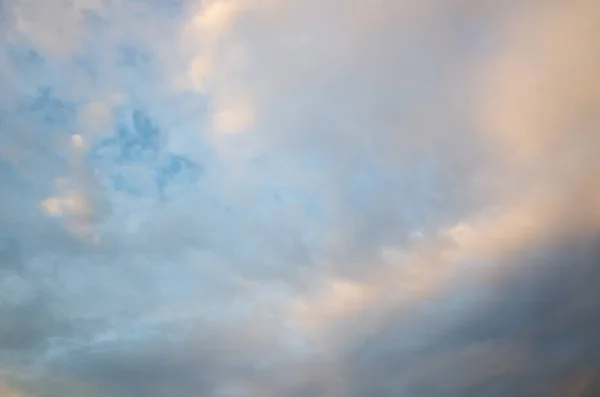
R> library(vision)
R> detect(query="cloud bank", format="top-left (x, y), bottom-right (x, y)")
top-left (1, 0), bottom-right (600, 396)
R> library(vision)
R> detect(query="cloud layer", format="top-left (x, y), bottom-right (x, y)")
top-left (1, 0), bottom-right (600, 396)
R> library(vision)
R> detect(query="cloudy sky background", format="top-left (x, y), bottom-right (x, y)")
top-left (1, 0), bottom-right (600, 396)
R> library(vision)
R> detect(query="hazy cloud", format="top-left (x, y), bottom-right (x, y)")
top-left (1, 0), bottom-right (599, 396)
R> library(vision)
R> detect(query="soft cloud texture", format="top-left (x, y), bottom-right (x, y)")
top-left (1, 0), bottom-right (600, 396)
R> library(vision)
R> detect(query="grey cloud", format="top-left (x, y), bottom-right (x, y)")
top-left (336, 231), bottom-right (600, 397)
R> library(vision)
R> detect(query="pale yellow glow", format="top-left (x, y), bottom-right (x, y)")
top-left (0, 382), bottom-right (30, 397)
top-left (78, 101), bottom-right (113, 137)
top-left (213, 103), bottom-right (255, 134)
top-left (193, 0), bottom-right (241, 35)
top-left (40, 197), bottom-right (63, 216)
top-left (476, 0), bottom-right (600, 164)
top-left (40, 184), bottom-right (96, 241)
top-left (71, 134), bottom-right (85, 150)
top-left (40, 192), bottom-right (90, 217)
top-left (293, 279), bottom-right (372, 328)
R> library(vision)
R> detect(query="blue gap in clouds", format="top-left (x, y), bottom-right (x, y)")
top-left (92, 109), bottom-right (201, 200)
top-left (118, 109), bottom-right (161, 162)
top-left (27, 87), bottom-right (76, 128)
top-left (155, 154), bottom-right (202, 201)
top-left (6, 45), bottom-right (44, 72)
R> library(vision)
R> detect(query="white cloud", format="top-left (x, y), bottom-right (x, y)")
top-left (77, 101), bottom-right (113, 138)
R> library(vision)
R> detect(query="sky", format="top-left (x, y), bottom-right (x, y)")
top-left (1, 0), bottom-right (600, 396)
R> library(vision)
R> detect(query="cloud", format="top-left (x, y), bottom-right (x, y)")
top-left (338, 231), bottom-right (600, 397)
top-left (0, 381), bottom-right (32, 397)
top-left (1, 0), bottom-right (600, 396)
